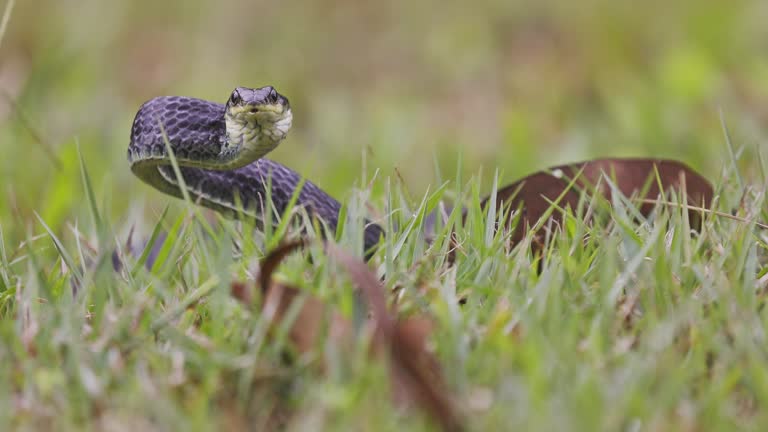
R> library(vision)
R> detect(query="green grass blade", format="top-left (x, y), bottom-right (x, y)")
top-left (130, 206), bottom-right (170, 275)
top-left (77, 140), bottom-right (104, 235)
top-left (34, 212), bottom-right (83, 288)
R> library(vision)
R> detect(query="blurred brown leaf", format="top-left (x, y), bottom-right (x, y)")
top-left (262, 281), bottom-right (352, 356)
top-left (229, 280), bottom-right (251, 305)
top-left (257, 238), bottom-right (308, 297)
top-left (237, 239), bottom-right (463, 432)
top-left (326, 243), bottom-right (465, 432)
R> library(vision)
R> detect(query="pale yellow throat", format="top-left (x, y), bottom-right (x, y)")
top-left (224, 105), bottom-right (293, 165)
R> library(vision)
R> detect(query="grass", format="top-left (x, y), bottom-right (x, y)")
top-left (1, 149), bottom-right (768, 431)
top-left (3, 0), bottom-right (768, 430)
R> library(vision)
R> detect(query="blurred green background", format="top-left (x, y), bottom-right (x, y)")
top-left (2, 0), bottom-right (767, 241)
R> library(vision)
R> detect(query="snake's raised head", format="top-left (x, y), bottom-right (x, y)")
top-left (223, 85), bottom-right (293, 160)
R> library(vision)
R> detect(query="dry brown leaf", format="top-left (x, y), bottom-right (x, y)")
top-left (486, 158), bottom-right (713, 247)
top-left (389, 317), bottom-right (464, 432)
top-left (230, 280), bottom-right (252, 305)
top-left (235, 240), bottom-right (464, 432)
top-left (446, 158), bottom-right (715, 263)
top-left (260, 281), bottom-right (351, 355)
top-left (325, 243), bottom-right (465, 432)
top-left (257, 238), bottom-right (308, 296)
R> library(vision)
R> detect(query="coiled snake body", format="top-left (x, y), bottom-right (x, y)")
top-left (129, 86), bottom-right (714, 260)
top-left (129, 86), bottom-right (384, 252)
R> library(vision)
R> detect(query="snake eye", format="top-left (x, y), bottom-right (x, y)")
top-left (267, 88), bottom-right (278, 104)
top-left (229, 90), bottom-right (242, 105)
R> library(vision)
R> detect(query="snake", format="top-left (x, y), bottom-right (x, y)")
top-left (128, 85), bottom-right (385, 255)
top-left (129, 85), bottom-right (715, 262)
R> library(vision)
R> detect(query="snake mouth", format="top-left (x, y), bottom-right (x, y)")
top-left (228, 104), bottom-right (292, 139)
top-left (250, 103), bottom-right (289, 114)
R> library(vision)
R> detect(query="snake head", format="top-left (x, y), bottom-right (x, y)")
top-left (224, 85), bottom-right (293, 152)
top-left (226, 86), bottom-right (290, 113)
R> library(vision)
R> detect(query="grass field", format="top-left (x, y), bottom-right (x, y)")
top-left (2, 0), bottom-right (768, 430)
